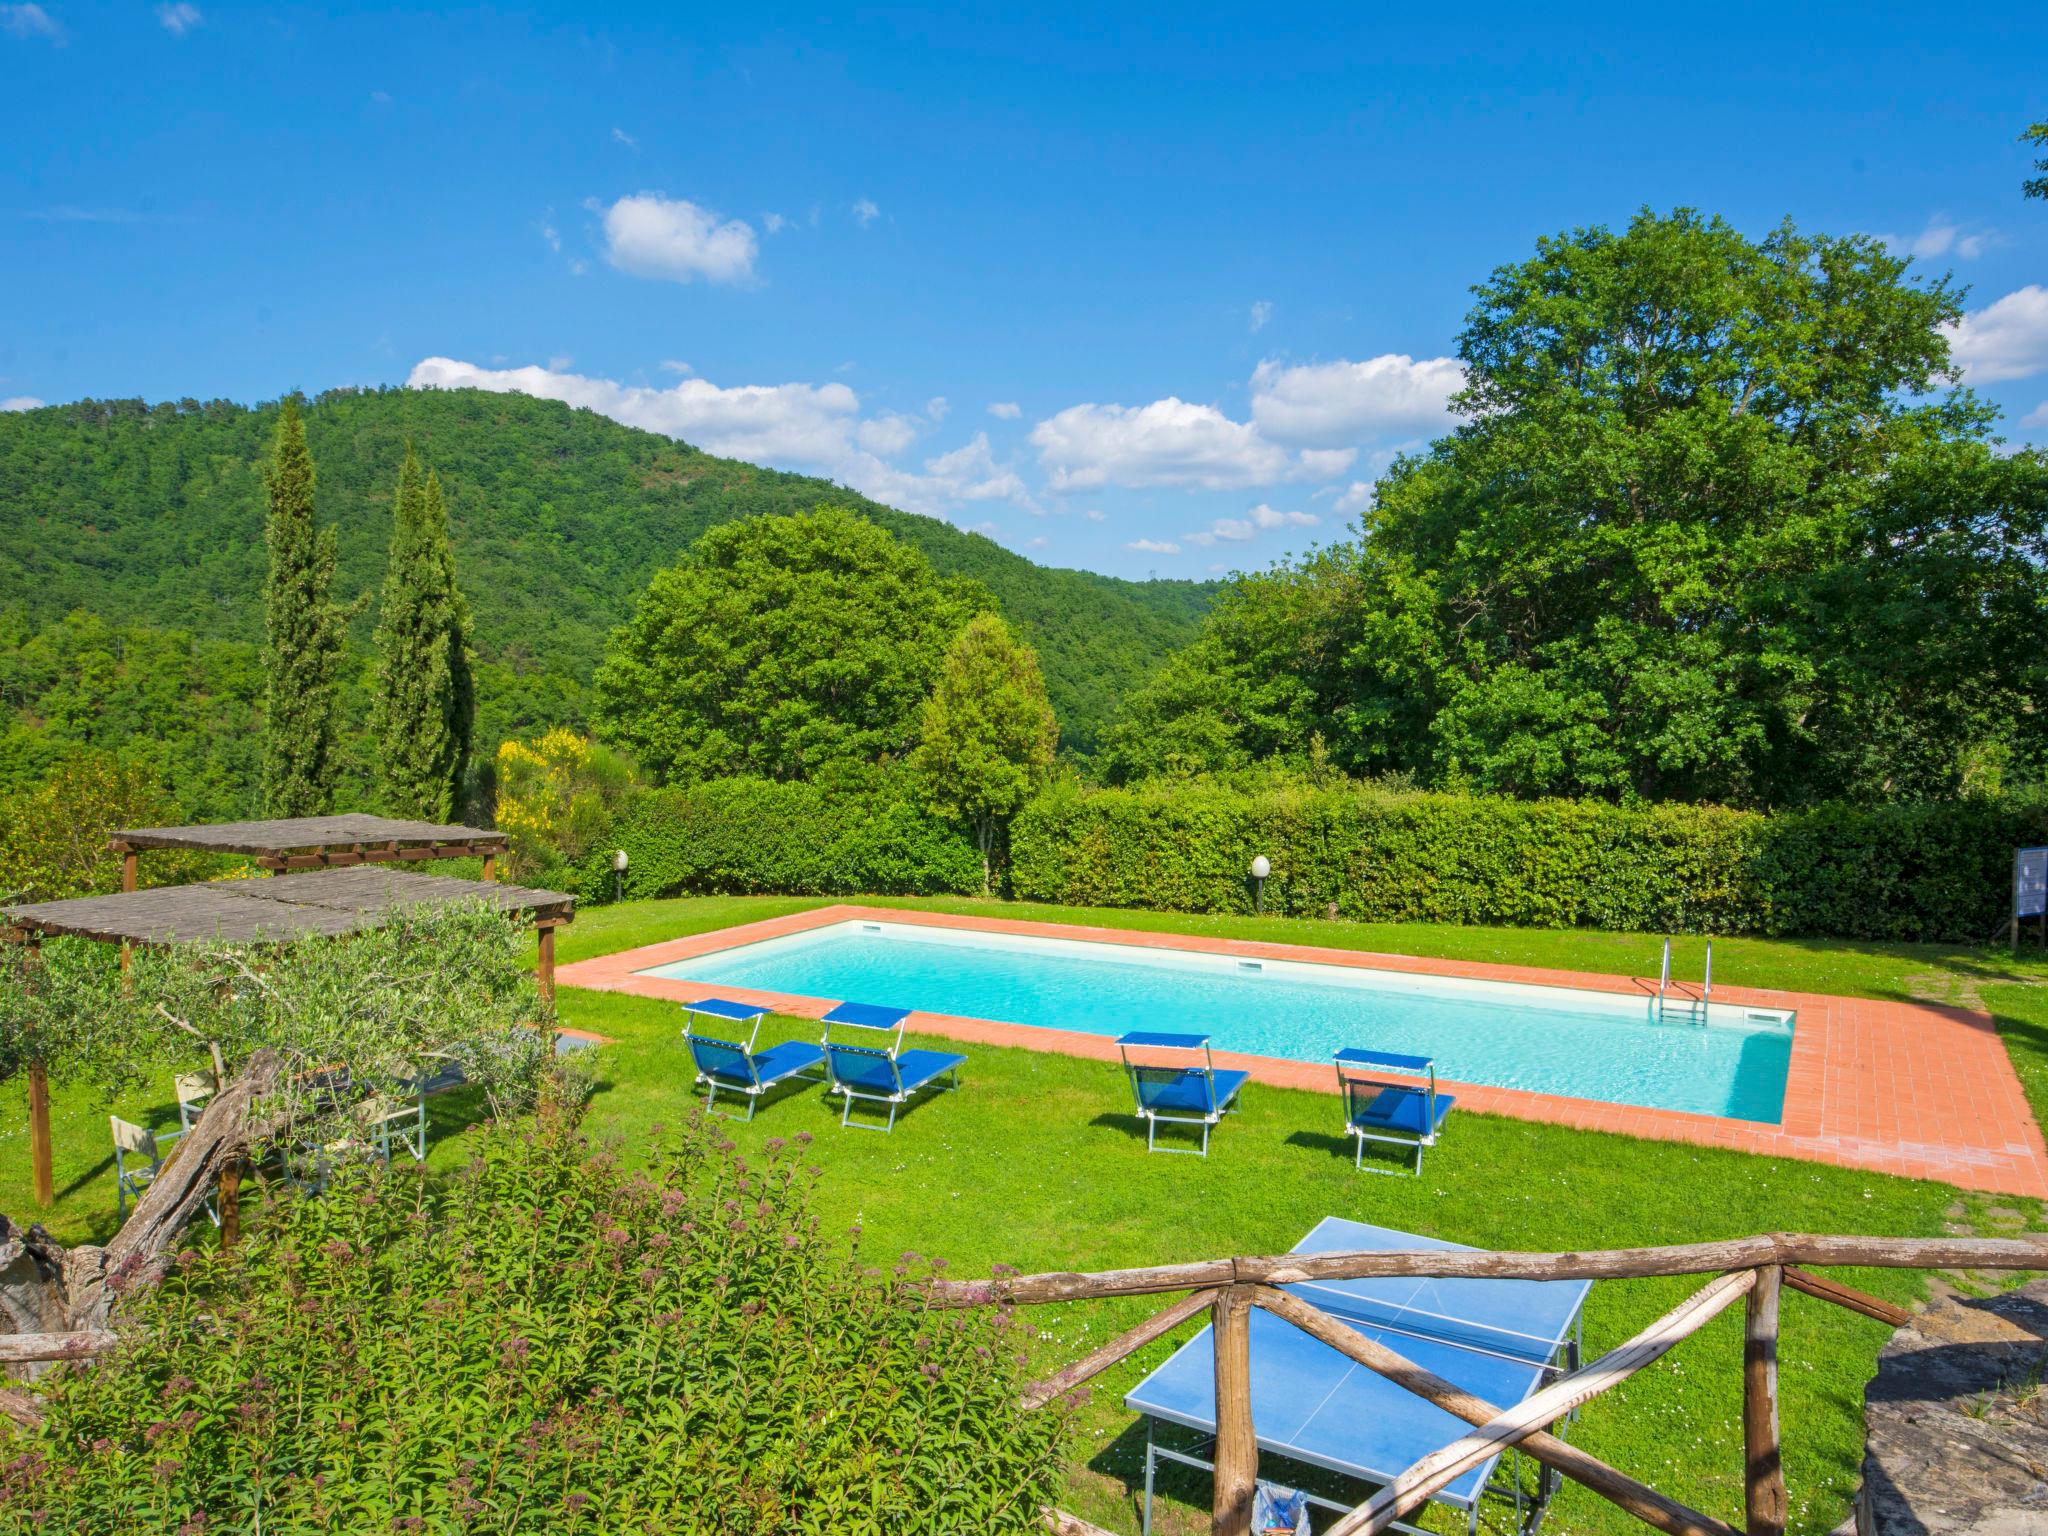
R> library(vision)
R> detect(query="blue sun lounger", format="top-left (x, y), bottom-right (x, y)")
top-left (1117, 1031), bottom-right (1249, 1156)
top-left (1335, 1047), bottom-right (1454, 1175)
top-left (682, 997), bottom-right (827, 1121)
top-left (819, 1002), bottom-right (965, 1132)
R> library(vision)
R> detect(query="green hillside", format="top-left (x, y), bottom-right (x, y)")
top-left (0, 389), bottom-right (1212, 789)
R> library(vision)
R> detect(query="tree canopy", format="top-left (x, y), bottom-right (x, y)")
top-left (1113, 208), bottom-right (2048, 807)
top-left (261, 396), bottom-right (348, 817)
top-left (595, 507), bottom-right (988, 783)
top-left (911, 612), bottom-right (1059, 891)
top-left (369, 451), bottom-right (475, 820)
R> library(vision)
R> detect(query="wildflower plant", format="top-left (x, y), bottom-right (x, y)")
top-left (0, 1109), bottom-right (1070, 1534)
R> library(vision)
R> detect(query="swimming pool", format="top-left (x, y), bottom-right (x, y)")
top-left (640, 920), bottom-right (1794, 1122)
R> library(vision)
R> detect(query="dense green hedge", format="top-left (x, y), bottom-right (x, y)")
top-left (579, 777), bottom-right (982, 903)
top-left (1009, 782), bottom-right (2048, 943)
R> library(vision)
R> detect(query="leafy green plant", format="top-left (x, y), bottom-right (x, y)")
top-left (581, 775), bottom-right (982, 904)
top-left (0, 1110), bottom-right (1070, 1535)
top-left (1011, 778), bottom-right (2048, 942)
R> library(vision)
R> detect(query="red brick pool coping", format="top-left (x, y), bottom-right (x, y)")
top-left (557, 904), bottom-right (2048, 1199)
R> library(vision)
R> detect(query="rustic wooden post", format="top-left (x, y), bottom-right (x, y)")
top-left (1743, 1265), bottom-right (1786, 1536)
top-left (1212, 1284), bottom-right (1257, 1536)
top-left (27, 1060), bottom-right (53, 1209)
top-left (216, 1158), bottom-right (242, 1249)
top-left (481, 852), bottom-right (497, 882)
top-left (21, 933), bottom-right (54, 1209)
top-left (118, 843), bottom-right (138, 976)
top-left (536, 922), bottom-right (556, 1003)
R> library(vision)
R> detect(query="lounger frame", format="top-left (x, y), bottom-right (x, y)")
top-left (683, 1001), bottom-right (826, 1122)
top-left (820, 1004), bottom-right (962, 1132)
top-left (1335, 1047), bottom-right (1451, 1176)
top-left (1117, 1032), bottom-right (1247, 1156)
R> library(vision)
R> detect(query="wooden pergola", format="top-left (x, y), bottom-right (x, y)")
top-left (109, 812), bottom-right (509, 885)
top-left (5, 820), bottom-right (572, 1211)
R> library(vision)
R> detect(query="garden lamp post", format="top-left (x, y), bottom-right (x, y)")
top-left (1250, 854), bottom-right (1271, 914)
top-left (612, 848), bottom-right (629, 905)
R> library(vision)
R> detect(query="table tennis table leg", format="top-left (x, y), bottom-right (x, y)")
top-left (1142, 1420), bottom-right (1157, 1536)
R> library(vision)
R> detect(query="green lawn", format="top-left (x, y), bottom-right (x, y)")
top-left (11, 894), bottom-right (2048, 1534)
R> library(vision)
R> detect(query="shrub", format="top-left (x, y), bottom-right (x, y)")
top-left (0, 1113), bottom-right (1068, 1535)
top-left (1010, 781), bottom-right (2048, 943)
top-left (0, 751), bottom-right (231, 904)
top-left (495, 727), bottom-right (638, 885)
top-left (580, 777), bottom-right (982, 903)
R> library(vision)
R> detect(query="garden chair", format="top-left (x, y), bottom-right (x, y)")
top-left (173, 1068), bottom-right (216, 1132)
top-left (1116, 1032), bottom-right (1249, 1155)
top-left (681, 998), bottom-right (827, 1121)
top-left (361, 1072), bottom-right (430, 1163)
top-left (819, 1002), bottom-right (964, 1132)
top-left (1334, 1047), bottom-right (1454, 1176)
top-left (109, 1114), bottom-right (218, 1225)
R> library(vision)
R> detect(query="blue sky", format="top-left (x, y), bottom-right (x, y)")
top-left (4, 3), bottom-right (2046, 579)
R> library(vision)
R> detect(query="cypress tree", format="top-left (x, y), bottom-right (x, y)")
top-left (369, 450), bottom-right (475, 821)
top-left (260, 396), bottom-right (347, 817)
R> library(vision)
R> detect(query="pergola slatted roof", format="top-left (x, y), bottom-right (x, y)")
top-left (4, 868), bottom-right (572, 948)
top-left (111, 813), bottom-right (506, 860)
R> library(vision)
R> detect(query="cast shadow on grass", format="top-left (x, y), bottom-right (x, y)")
top-left (1284, 1128), bottom-right (1420, 1176)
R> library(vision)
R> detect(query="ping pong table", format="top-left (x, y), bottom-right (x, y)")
top-left (1123, 1217), bottom-right (1591, 1535)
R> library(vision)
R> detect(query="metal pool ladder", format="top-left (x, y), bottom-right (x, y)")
top-left (1655, 936), bottom-right (1713, 1024)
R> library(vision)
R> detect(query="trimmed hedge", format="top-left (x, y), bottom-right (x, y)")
top-left (1009, 782), bottom-right (2048, 943)
top-left (579, 777), bottom-right (982, 903)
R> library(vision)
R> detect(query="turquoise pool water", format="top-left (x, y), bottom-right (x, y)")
top-left (641, 920), bottom-right (1795, 1122)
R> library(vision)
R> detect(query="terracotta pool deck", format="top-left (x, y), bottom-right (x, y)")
top-left (557, 904), bottom-right (2048, 1200)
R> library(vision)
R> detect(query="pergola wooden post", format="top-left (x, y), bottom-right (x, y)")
top-left (22, 933), bottom-right (53, 1209)
top-left (536, 920), bottom-right (558, 1002)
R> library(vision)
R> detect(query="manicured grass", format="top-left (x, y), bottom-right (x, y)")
top-left (12, 894), bottom-right (2047, 1534)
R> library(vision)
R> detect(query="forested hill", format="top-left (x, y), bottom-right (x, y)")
top-left (0, 388), bottom-right (1213, 759)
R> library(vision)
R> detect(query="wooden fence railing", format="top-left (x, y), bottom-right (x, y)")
top-left (927, 1232), bottom-right (2048, 1536)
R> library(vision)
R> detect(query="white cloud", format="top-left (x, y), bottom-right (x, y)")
top-left (1249, 354), bottom-right (1464, 446)
top-left (611, 126), bottom-right (637, 149)
top-left (1187, 502), bottom-right (1319, 546)
top-left (763, 212), bottom-right (790, 234)
top-left (598, 193), bottom-right (757, 285)
top-left (540, 214), bottom-right (561, 253)
top-left (1, 396), bottom-right (44, 411)
top-left (1030, 397), bottom-right (1347, 491)
top-left (546, 353), bottom-right (573, 371)
top-left (1026, 535), bottom-right (1049, 549)
top-left (2022, 401), bottom-right (2048, 429)
top-left (852, 198), bottom-right (880, 227)
top-left (156, 2), bottom-right (201, 34)
top-left (1873, 215), bottom-right (1994, 262)
top-left (926, 395), bottom-right (949, 422)
top-left (1945, 286), bottom-right (2048, 383)
top-left (2, 4), bottom-right (61, 40)
top-left (658, 359), bottom-right (692, 374)
top-left (1249, 300), bottom-right (1273, 333)
top-left (1126, 538), bottom-right (1182, 555)
top-left (856, 412), bottom-right (920, 457)
top-left (1322, 480), bottom-right (1375, 516)
top-left (987, 401), bottom-right (1021, 420)
top-left (408, 357), bottom-right (1032, 522)
top-left (1084, 508), bottom-right (1107, 522)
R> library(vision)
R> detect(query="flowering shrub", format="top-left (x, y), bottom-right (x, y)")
top-left (493, 728), bottom-right (637, 885)
top-left (0, 1113), bottom-right (1067, 1533)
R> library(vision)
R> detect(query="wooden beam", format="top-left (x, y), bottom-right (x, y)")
top-left (120, 850), bottom-right (137, 893)
top-left (27, 1059), bottom-right (53, 1208)
top-left (1022, 1288), bottom-right (1216, 1410)
top-left (1335, 1270), bottom-right (1758, 1535)
top-left (1744, 1266), bottom-right (1787, 1536)
top-left (481, 852), bottom-right (496, 882)
top-left (1781, 1265), bottom-right (1911, 1328)
top-left (927, 1232), bottom-right (2048, 1308)
top-left (537, 923), bottom-right (556, 1003)
top-left (1210, 1286), bottom-right (1256, 1536)
top-left (0, 1331), bottom-right (117, 1364)
top-left (1250, 1286), bottom-right (1738, 1536)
